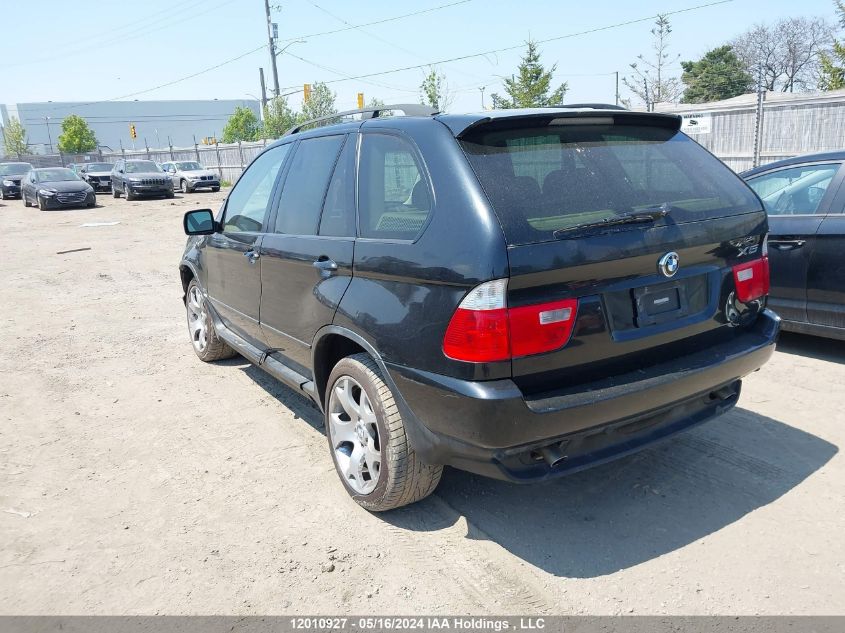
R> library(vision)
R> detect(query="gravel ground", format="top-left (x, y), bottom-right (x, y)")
top-left (1, 191), bottom-right (843, 615)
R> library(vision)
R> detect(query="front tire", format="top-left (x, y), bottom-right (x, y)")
top-left (23, 193), bottom-right (31, 207)
top-left (181, 179), bottom-right (190, 194)
top-left (185, 279), bottom-right (236, 362)
top-left (37, 195), bottom-right (47, 211)
top-left (211, 186), bottom-right (220, 192)
top-left (112, 185), bottom-right (121, 198)
top-left (125, 186), bottom-right (135, 201)
top-left (325, 353), bottom-right (442, 512)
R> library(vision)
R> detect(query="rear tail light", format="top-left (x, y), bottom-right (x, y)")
top-left (443, 280), bottom-right (579, 362)
top-left (732, 257), bottom-right (770, 303)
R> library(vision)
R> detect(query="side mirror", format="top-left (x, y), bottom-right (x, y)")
top-left (184, 209), bottom-right (217, 235)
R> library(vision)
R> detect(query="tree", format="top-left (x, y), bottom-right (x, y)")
top-left (623, 15), bottom-right (682, 109)
top-left (491, 40), bottom-right (568, 109)
top-left (681, 46), bottom-right (755, 103)
top-left (819, 0), bottom-right (845, 90)
top-left (299, 82), bottom-right (338, 123)
top-left (2, 117), bottom-right (27, 158)
top-left (731, 17), bottom-right (834, 92)
top-left (419, 67), bottom-right (452, 111)
top-left (261, 96), bottom-right (298, 139)
top-left (222, 106), bottom-right (260, 143)
top-left (56, 114), bottom-right (97, 154)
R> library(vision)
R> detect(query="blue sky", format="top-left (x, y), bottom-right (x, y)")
top-left (1, 0), bottom-right (840, 113)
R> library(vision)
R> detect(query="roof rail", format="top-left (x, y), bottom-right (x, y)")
top-left (284, 103), bottom-right (439, 136)
top-left (556, 103), bottom-right (627, 111)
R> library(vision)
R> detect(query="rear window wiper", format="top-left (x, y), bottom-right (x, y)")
top-left (552, 203), bottom-right (671, 239)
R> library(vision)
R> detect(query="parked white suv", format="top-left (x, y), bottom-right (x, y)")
top-left (161, 161), bottom-right (220, 194)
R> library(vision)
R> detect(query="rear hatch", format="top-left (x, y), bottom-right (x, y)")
top-left (457, 110), bottom-right (767, 395)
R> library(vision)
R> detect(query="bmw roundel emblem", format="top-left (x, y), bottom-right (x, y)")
top-left (658, 251), bottom-right (680, 278)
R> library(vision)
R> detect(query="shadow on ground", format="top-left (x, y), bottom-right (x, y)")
top-left (234, 358), bottom-right (837, 579)
top-left (776, 331), bottom-right (845, 363)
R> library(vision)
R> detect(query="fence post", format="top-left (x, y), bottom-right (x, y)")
top-left (752, 63), bottom-right (765, 169)
top-left (215, 141), bottom-right (223, 179)
top-left (58, 152), bottom-right (65, 167)
top-left (193, 135), bottom-right (201, 162)
top-left (145, 138), bottom-right (150, 159)
top-left (238, 141), bottom-right (245, 170)
top-left (168, 136), bottom-right (174, 160)
top-left (120, 140), bottom-right (125, 160)
top-left (97, 146), bottom-right (103, 161)
top-left (263, 137), bottom-right (267, 148)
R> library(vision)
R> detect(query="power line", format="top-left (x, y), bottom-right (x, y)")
top-left (1, 0), bottom-right (238, 69)
top-left (279, 0), bottom-right (473, 42)
top-left (279, 0), bottom-right (735, 91)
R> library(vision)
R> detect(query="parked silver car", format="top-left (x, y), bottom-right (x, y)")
top-left (160, 161), bottom-right (220, 194)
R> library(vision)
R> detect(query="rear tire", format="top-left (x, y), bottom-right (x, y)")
top-left (23, 193), bottom-right (31, 207)
top-left (185, 279), bottom-right (236, 362)
top-left (166, 191), bottom-right (175, 199)
top-left (112, 185), bottom-right (120, 198)
top-left (325, 353), bottom-right (442, 512)
top-left (211, 186), bottom-right (220, 192)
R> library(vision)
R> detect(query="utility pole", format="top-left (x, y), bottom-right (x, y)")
top-left (264, 0), bottom-right (280, 97)
top-left (45, 116), bottom-right (53, 153)
top-left (615, 71), bottom-right (619, 106)
top-left (479, 86), bottom-right (485, 110)
top-left (259, 67), bottom-right (268, 113)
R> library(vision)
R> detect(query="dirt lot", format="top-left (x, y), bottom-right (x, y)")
top-left (0, 191), bottom-right (843, 615)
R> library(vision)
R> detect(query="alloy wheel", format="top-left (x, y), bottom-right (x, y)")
top-left (328, 376), bottom-right (382, 494)
top-left (186, 285), bottom-right (209, 353)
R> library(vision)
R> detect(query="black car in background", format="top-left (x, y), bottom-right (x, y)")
top-left (79, 162), bottom-right (114, 192)
top-left (0, 162), bottom-right (34, 200)
top-left (111, 159), bottom-right (174, 200)
top-left (743, 152), bottom-right (845, 341)
top-left (21, 167), bottom-right (95, 210)
top-left (179, 104), bottom-right (778, 511)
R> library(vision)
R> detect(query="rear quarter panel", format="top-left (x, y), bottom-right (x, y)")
top-left (333, 119), bottom-right (511, 381)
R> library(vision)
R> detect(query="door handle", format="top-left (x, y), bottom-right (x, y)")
top-left (768, 238), bottom-right (806, 251)
top-left (244, 250), bottom-right (260, 263)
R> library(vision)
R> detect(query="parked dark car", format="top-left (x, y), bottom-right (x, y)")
top-left (742, 152), bottom-right (845, 341)
top-left (111, 159), bottom-right (174, 200)
top-left (21, 167), bottom-right (95, 210)
top-left (161, 160), bottom-right (220, 193)
top-left (79, 162), bottom-right (114, 192)
top-left (180, 104), bottom-right (779, 511)
top-left (0, 162), bottom-right (34, 200)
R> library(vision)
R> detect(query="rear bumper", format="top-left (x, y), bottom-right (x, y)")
top-left (386, 309), bottom-right (780, 482)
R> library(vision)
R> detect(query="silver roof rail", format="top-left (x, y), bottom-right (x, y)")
top-left (284, 104), bottom-right (439, 136)
top-left (556, 103), bottom-right (627, 111)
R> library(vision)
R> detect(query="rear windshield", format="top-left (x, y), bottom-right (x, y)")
top-left (459, 122), bottom-right (761, 245)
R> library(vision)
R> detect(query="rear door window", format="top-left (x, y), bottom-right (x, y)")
top-left (358, 133), bottom-right (432, 240)
top-left (319, 136), bottom-right (356, 237)
top-left (275, 135), bottom-right (345, 235)
top-left (460, 122), bottom-right (761, 245)
top-left (746, 163), bottom-right (840, 215)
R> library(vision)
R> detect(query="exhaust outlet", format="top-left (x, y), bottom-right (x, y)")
top-left (539, 442), bottom-right (568, 468)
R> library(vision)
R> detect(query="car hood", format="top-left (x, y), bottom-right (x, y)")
top-left (182, 169), bottom-right (217, 178)
top-left (39, 180), bottom-right (92, 193)
top-left (86, 170), bottom-right (111, 177)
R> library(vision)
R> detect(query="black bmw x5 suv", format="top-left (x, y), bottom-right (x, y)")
top-left (180, 104), bottom-right (779, 511)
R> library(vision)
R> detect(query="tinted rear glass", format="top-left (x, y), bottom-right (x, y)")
top-left (460, 123), bottom-right (761, 245)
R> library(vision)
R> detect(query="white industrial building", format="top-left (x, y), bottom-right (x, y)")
top-left (0, 99), bottom-right (261, 155)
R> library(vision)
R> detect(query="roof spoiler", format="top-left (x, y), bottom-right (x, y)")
top-left (285, 104), bottom-right (438, 136)
top-left (451, 110), bottom-right (682, 138)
